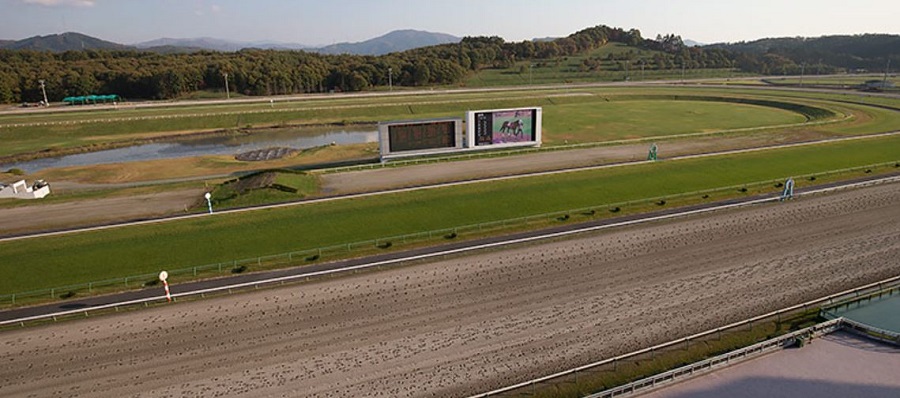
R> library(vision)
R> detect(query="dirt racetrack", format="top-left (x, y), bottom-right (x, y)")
top-left (0, 188), bottom-right (205, 236)
top-left (1, 182), bottom-right (898, 397)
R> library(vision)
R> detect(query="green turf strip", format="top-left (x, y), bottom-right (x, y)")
top-left (1, 134), bottom-right (898, 294)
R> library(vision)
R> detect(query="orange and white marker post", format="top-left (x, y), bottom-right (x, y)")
top-left (159, 271), bottom-right (172, 302)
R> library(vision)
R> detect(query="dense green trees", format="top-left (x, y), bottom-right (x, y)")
top-left (2, 26), bottom-right (894, 104)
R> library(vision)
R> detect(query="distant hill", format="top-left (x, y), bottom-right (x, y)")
top-left (0, 32), bottom-right (130, 52)
top-left (135, 37), bottom-right (246, 52)
top-left (1, 30), bottom-right (455, 55)
top-left (315, 30), bottom-right (460, 56)
top-left (683, 39), bottom-right (705, 47)
top-left (707, 34), bottom-right (900, 70)
top-left (134, 37), bottom-right (312, 52)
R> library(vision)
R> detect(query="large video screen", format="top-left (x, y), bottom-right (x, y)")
top-left (387, 120), bottom-right (457, 153)
top-left (472, 108), bottom-right (538, 146)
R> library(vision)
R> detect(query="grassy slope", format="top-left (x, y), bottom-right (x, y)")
top-left (2, 134), bottom-right (898, 294)
top-left (466, 43), bottom-right (747, 87)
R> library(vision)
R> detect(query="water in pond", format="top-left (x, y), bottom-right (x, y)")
top-left (1, 125), bottom-right (378, 174)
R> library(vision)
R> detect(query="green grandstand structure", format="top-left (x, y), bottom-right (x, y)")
top-left (61, 94), bottom-right (120, 105)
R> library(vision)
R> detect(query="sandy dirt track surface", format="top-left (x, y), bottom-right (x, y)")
top-left (0, 188), bottom-right (205, 236)
top-left (1, 183), bottom-right (898, 397)
top-left (318, 131), bottom-right (826, 195)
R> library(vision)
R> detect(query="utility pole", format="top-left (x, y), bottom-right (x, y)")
top-left (884, 59), bottom-right (892, 89)
top-left (799, 63), bottom-right (805, 87)
top-left (223, 73), bottom-right (230, 99)
top-left (388, 67), bottom-right (393, 91)
top-left (38, 79), bottom-right (48, 106)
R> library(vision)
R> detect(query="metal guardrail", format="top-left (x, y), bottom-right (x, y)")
top-left (840, 317), bottom-right (900, 345)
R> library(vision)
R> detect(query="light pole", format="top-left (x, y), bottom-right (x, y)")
top-left (799, 63), bottom-right (806, 87)
top-left (223, 73), bottom-right (230, 99)
top-left (884, 59), bottom-right (892, 89)
top-left (204, 192), bottom-right (213, 214)
top-left (38, 79), bottom-right (48, 106)
top-left (388, 67), bottom-right (392, 91)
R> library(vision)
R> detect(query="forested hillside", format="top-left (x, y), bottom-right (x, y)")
top-left (1, 25), bottom-right (896, 104)
top-left (709, 34), bottom-right (899, 73)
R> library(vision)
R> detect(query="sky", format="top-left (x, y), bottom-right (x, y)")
top-left (1, 0), bottom-right (898, 45)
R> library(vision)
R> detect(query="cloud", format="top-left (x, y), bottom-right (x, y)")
top-left (23, 0), bottom-right (96, 6)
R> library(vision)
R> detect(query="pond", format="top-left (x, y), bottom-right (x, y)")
top-left (1, 125), bottom-right (379, 174)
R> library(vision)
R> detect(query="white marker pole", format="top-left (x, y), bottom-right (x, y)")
top-left (204, 192), bottom-right (213, 214)
top-left (159, 271), bottom-right (171, 302)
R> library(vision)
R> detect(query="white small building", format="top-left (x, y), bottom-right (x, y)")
top-left (0, 180), bottom-right (50, 199)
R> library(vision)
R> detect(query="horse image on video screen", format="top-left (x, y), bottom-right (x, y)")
top-left (491, 109), bottom-right (534, 144)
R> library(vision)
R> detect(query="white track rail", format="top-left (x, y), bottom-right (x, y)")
top-left (2, 176), bottom-right (897, 327)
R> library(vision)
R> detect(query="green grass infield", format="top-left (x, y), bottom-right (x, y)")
top-left (1, 133), bottom-right (898, 296)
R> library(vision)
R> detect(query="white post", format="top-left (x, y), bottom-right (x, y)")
top-left (205, 192), bottom-right (213, 214)
top-left (224, 73), bottom-right (230, 99)
top-left (39, 80), bottom-right (49, 106)
top-left (159, 271), bottom-right (171, 302)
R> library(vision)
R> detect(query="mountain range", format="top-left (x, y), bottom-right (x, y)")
top-left (0, 30), bottom-right (461, 56)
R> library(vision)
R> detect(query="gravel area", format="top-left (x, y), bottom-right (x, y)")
top-left (0, 182), bottom-right (897, 397)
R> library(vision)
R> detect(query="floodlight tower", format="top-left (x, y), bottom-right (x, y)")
top-left (39, 80), bottom-right (49, 106)
top-left (388, 67), bottom-right (393, 91)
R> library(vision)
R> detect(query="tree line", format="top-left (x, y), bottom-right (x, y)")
top-left (2, 25), bottom-right (893, 104)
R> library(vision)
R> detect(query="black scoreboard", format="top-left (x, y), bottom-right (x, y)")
top-left (387, 120), bottom-right (457, 152)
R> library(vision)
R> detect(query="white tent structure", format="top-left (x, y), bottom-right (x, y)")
top-left (0, 180), bottom-right (50, 200)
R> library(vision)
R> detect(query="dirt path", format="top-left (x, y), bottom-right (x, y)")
top-left (0, 188), bottom-right (205, 236)
top-left (1, 182), bottom-right (897, 397)
top-left (319, 131), bottom-right (828, 194)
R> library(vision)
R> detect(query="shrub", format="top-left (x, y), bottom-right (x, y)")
top-left (377, 241), bottom-right (392, 249)
top-left (444, 232), bottom-right (458, 239)
top-left (609, 207), bottom-right (621, 213)
top-left (657, 200), bottom-right (667, 206)
top-left (232, 265), bottom-right (247, 274)
top-left (739, 187), bottom-right (748, 193)
top-left (557, 214), bottom-right (570, 221)
top-left (808, 176), bottom-right (817, 181)
top-left (306, 254), bottom-right (320, 262)
top-left (6, 168), bottom-right (24, 176)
